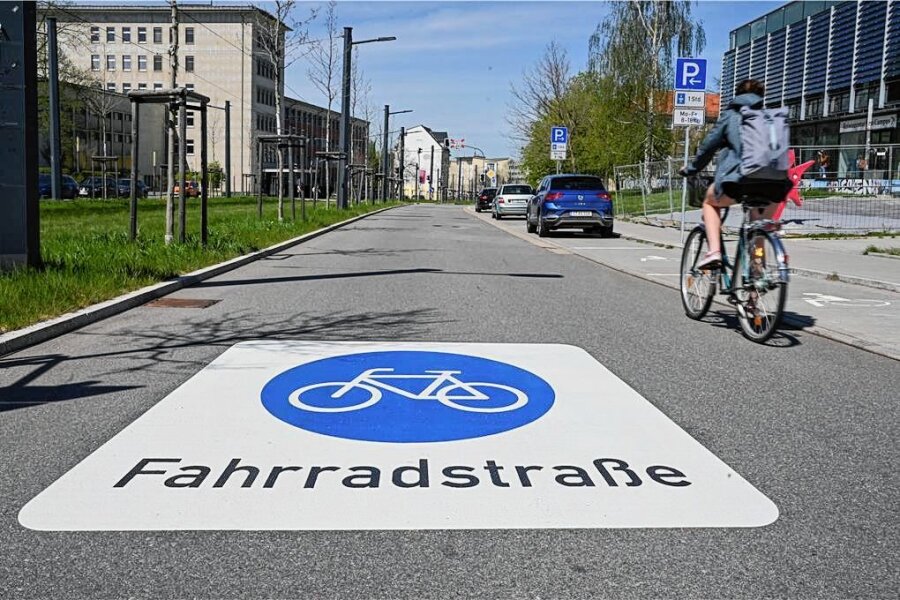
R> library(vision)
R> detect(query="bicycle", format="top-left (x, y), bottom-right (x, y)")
top-left (288, 368), bottom-right (528, 413)
top-left (679, 179), bottom-right (791, 342)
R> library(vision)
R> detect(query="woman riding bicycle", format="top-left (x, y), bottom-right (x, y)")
top-left (679, 79), bottom-right (777, 269)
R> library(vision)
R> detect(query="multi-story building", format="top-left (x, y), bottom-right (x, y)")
top-left (448, 156), bottom-right (513, 197)
top-left (397, 125), bottom-right (451, 199)
top-left (720, 0), bottom-right (899, 177)
top-left (51, 4), bottom-right (367, 193)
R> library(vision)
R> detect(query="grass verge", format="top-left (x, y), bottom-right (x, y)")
top-left (0, 196), bottom-right (402, 333)
top-left (863, 245), bottom-right (900, 256)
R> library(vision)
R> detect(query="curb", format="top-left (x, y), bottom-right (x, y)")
top-left (468, 207), bottom-right (899, 362)
top-left (0, 205), bottom-right (400, 358)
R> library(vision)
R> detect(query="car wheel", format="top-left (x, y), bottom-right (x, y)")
top-left (490, 211), bottom-right (495, 219)
top-left (537, 216), bottom-right (550, 237)
top-left (599, 225), bottom-right (614, 238)
top-left (526, 212), bottom-right (537, 233)
top-left (475, 207), bottom-right (481, 213)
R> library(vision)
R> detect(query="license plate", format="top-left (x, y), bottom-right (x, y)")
top-left (569, 211), bottom-right (593, 217)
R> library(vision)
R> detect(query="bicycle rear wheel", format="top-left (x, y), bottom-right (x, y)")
top-left (680, 227), bottom-right (716, 320)
top-left (732, 229), bottom-right (788, 342)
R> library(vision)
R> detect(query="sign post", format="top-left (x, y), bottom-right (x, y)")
top-left (673, 58), bottom-right (707, 243)
top-left (550, 126), bottom-right (568, 174)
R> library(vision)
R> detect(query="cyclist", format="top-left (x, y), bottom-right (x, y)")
top-left (679, 79), bottom-right (778, 268)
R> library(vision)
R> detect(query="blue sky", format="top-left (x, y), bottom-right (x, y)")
top-left (284, 1), bottom-right (785, 158)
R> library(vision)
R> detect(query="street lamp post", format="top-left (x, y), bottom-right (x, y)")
top-left (380, 106), bottom-right (412, 203)
top-left (338, 28), bottom-right (396, 209)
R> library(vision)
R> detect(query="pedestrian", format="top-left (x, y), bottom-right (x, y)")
top-left (856, 154), bottom-right (868, 179)
top-left (817, 150), bottom-right (829, 178)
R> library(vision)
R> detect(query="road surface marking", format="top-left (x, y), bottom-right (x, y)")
top-left (802, 293), bottom-right (891, 308)
top-left (19, 343), bottom-right (779, 531)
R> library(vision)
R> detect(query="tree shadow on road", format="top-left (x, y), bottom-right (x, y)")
top-left (0, 308), bottom-right (456, 409)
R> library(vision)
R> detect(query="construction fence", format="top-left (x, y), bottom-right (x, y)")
top-left (612, 145), bottom-right (900, 234)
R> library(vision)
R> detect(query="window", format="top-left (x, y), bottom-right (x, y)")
top-left (186, 111), bottom-right (195, 127)
top-left (735, 25), bottom-right (751, 47)
top-left (138, 27), bottom-right (146, 43)
top-left (855, 87), bottom-right (876, 111)
top-left (122, 82), bottom-right (131, 93)
top-left (185, 56), bottom-right (194, 72)
top-left (153, 54), bottom-right (163, 71)
top-left (185, 27), bottom-right (194, 44)
top-left (138, 82), bottom-right (147, 90)
top-left (106, 27), bottom-right (115, 42)
top-left (185, 83), bottom-right (195, 91)
top-left (106, 54), bottom-right (116, 70)
top-left (153, 82), bottom-right (163, 90)
top-left (887, 79), bottom-right (900, 105)
top-left (122, 55), bottom-right (131, 71)
top-left (784, 2), bottom-right (804, 27)
top-left (91, 54), bottom-right (100, 71)
top-left (766, 8), bottom-right (784, 33)
top-left (787, 103), bottom-right (801, 120)
top-left (829, 91), bottom-right (849, 114)
top-left (153, 27), bottom-right (163, 44)
top-left (805, 96), bottom-right (823, 118)
top-left (90, 26), bottom-right (100, 43)
top-left (138, 55), bottom-right (147, 71)
top-left (186, 139), bottom-right (195, 154)
top-left (122, 27), bottom-right (131, 42)
top-left (106, 82), bottom-right (116, 92)
top-left (750, 17), bottom-right (766, 40)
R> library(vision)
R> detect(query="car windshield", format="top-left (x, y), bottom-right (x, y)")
top-left (481, 189), bottom-right (497, 196)
top-left (502, 185), bottom-right (532, 195)
top-left (551, 176), bottom-right (605, 191)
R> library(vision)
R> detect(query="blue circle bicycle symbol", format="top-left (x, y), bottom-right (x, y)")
top-left (260, 351), bottom-right (555, 443)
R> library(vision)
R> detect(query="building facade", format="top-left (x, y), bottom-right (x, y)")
top-left (448, 156), bottom-right (513, 197)
top-left (397, 126), bottom-right (451, 199)
top-left (720, 0), bottom-right (899, 178)
top-left (52, 4), bottom-right (368, 194)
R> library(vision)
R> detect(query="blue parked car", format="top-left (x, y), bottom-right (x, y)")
top-left (38, 174), bottom-right (79, 199)
top-left (526, 174), bottom-right (613, 237)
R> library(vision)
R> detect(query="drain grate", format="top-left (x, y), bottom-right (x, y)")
top-left (146, 298), bottom-right (221, 309)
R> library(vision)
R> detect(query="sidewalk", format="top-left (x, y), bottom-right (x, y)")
top-left (615, 219), bottom-right (900, 293)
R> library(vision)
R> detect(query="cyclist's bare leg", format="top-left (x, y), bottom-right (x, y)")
top-left (702, 184), bottom-right (735, 254)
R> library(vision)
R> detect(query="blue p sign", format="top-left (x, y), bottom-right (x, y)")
top-left (675, 58), bottom-right (707, 91)
top-left (551, 126), bottom-right (568, 144)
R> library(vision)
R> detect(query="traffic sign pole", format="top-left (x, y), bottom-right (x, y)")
top-left (680, 126), bottom-right (689, 243)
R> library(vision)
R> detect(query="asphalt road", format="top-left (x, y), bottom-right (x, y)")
top-left (1, 204), bottom-right (897, 599)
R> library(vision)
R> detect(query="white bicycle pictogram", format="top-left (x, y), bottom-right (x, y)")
top-left (288, 368), bottom-right (529, 413)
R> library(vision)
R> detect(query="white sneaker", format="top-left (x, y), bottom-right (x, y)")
top-left (696, 251), bottom-right (722, 269)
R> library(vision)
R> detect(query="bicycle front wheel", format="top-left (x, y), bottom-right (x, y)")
top-left (680, 227), bottom-right (716, 320)
top-left (436, 383), bottom-right (528, 413)
top-left (733, 229), bottom-right (788, 342)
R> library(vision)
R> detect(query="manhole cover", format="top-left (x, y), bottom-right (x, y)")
top-left (146, 298), bottom-right (221, 309)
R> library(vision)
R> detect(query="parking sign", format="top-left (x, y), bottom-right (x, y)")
top-left (550, 126), bottom-right (568, 145)
top-left (674, 58), bottom-right (707, 91)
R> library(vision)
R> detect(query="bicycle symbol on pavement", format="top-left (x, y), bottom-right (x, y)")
top-left (290, 368), bottom-right (528, 413)
top-left (261, 350), bottom-right (555, 443)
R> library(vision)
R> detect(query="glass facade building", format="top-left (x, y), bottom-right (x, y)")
top-left (721, 1), bottom-right (899, 178)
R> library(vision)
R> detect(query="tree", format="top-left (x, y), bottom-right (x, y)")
top-left (307, 0), bottom-right (339, 205)
top-left (589, 1), bottom-right (705, 190)
top-left (256, 0), bottom-right (318, 220)
top-left (349, 46), bottom-right (371, 204)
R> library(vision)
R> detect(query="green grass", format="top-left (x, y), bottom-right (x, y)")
top-left (863, 245), bottom-right (900, 256)
top-left (613, 189), bottom-right (679, 216)
top-left (0, 196), bottom-right (402, 333)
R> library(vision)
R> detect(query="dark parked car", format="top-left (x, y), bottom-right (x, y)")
top-left (38, 174), bottom-right (79, 199)
top-left (79, 176), bottom-right (118, 198)
top-left (475, 187), bottom-right (497, 212)
top-left (526, 174), bottom-right (614, 237)
top-left (117, 179), bottom-right (149, 198)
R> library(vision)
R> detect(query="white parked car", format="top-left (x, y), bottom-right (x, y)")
top-left (491, 184), bottom-right (534, 219)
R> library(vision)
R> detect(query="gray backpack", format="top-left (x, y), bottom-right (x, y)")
top-left (738, 106), bottom-right (790, 175)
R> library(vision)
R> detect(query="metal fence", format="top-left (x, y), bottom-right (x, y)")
top-left (612, 145), bottom-right (900, 234)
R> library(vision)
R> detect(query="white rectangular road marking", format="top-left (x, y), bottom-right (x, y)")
top-left (19, 342), bottom-right (778, 531)
top-left (571, 247), bottom-right (650, 250)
